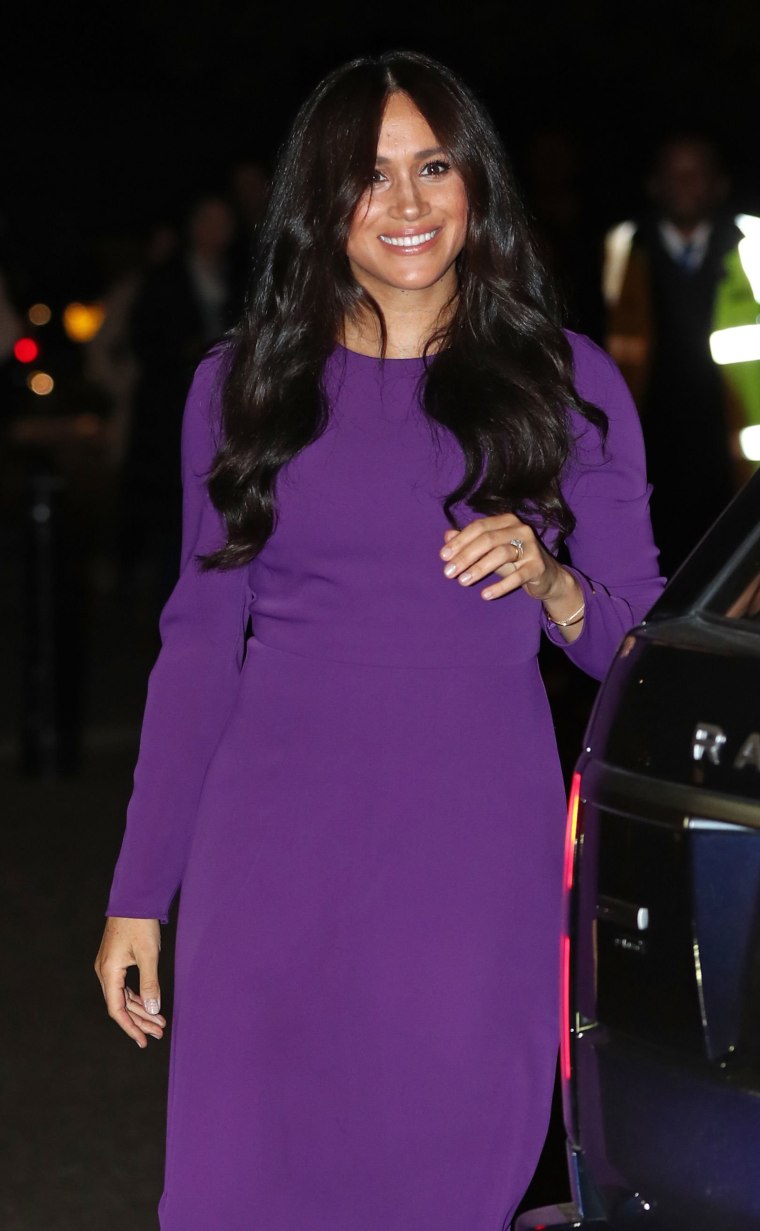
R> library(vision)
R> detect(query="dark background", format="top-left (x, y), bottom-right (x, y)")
top-left (3, 4), bottom-right (760, 1228)
top-left (4, 1), bottom-right (760, 296)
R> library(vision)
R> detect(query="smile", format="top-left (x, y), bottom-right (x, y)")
top-left (379, 229), bottom-right (440, 248)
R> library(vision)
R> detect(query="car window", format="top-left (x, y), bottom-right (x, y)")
top-left (704, 532), bottom-right (760, 626)
top-left (724, 572), bottom-right (760, 621)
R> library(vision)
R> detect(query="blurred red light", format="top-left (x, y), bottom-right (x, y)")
top-left (563, 771), bottom-right (582, 894)
top-left (14, 337), bottom-right (39, 363)
top-left (560, 771), bottom-right (582, 1086)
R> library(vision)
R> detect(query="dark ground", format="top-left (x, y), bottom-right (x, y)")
top-left (2, 518), bottom-right (592, 1229)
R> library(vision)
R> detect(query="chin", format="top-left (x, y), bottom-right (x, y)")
top-left (384, 264), bottom-right (455, 292)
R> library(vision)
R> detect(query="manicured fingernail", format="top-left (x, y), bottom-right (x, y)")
top-left (145, 998), bottom-right (160, 1015)
top-left (441, 547), bottom-right (453, 560)
top-left (459, 572), bottom-right (473, 584)
top-left (444, 563), bottom-right (457, 577)
top-left (483, 589), bottom-right (494, 600)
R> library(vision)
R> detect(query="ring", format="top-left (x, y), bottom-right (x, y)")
top-left (509, 537), bottom-right (524, 562)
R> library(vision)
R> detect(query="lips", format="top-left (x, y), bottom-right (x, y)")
top-left (379, 228), bottom-right (440, 249)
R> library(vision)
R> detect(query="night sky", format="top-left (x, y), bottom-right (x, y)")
top-left (5, 0), bottom-right (760, 297)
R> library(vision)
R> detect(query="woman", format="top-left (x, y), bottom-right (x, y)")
top-left (95, 51), bottom-right (664, 1231)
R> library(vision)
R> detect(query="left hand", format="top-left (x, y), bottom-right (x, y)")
top-left (440, 513), bottom-right (570, 603)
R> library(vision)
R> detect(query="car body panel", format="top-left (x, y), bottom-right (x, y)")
top-left (521, 470), bottom-right (760, 1230)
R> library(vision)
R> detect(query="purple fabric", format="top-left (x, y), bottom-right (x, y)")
top-left (106, 332), bottom-right (664, 1230)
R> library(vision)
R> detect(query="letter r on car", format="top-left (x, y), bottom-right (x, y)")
top-left (691, 723), bottom-right (727, 765)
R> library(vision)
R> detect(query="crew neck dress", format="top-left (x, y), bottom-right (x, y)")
top-left (106, 333), bottom-right (664, 1231)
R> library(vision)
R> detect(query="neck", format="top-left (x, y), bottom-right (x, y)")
top-left (342, 272), bottom-right (458, 358)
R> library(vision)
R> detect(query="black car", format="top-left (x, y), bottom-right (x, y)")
top-left (518, 468), bottom-right (760, 1231)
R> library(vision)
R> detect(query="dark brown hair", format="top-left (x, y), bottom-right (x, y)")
top-left (203, 50), bottom-right (606, 569)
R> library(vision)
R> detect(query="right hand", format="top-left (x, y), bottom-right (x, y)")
top-left (94, 917), bottom-right (167, 1048)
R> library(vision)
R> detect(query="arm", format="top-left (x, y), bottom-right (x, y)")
top-left (542, 334), bottom-right (666, 680)
top-left (105, 349), bottom-right (251, 923)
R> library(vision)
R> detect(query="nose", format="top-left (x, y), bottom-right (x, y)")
top-left (388, 172), bottom-right (430, 222)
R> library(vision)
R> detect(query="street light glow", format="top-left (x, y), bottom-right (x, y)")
top-left (27, 371), bottom-right (55, 396)
top-left (62, 301), bottom-right (105, 342)
top-left (709, 324), bottom-right (760, 365)
top-left (28, 303), bottom-right (52, 326)
top-left (739, 425), bottom-right (760, 461)
top-left (14, 337), bottom-right (39, 363)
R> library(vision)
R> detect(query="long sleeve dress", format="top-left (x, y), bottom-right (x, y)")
top-left (106, 332), bottom-right (665, 1231)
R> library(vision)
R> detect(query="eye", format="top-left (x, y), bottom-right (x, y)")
top-left (370, 168), bottom-right (387, 184)
top-left (421, 159), bottom-right (451, 177)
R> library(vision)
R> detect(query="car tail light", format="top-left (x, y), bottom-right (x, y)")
top-left (560, 771), bottom-right (582, 1084)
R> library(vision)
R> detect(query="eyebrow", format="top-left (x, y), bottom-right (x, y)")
top-left (375, 147), bottom-right (447, 165)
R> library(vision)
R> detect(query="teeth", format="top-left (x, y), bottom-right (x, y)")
top-left (379, 230), bottom-right (437, 247)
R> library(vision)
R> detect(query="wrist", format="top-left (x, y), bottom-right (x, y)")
top-left (541, 569), bottom-right (584, 622)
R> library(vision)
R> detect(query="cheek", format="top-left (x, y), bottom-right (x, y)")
top-left (451, 191), bottom-right (469, 248)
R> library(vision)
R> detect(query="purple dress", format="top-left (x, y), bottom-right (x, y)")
top-left (107, 333), bottom-right (664, 1231)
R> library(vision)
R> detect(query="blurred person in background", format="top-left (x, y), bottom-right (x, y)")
top-left (0, 269), bottom-right (21, 365)
top-left (119, 195), bottom-right (236, 616)
top-left (604, 135), bottom-right (759, 574)
top-left (86, 224), bottom-right (177, 471)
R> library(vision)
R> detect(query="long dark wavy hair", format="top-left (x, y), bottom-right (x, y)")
top-left (203, 50), bottom-right (607, 569)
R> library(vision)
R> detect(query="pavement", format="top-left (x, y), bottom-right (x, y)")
top-left (2, 524), bottom-right (585, 1229)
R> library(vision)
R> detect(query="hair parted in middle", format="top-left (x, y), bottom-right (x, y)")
top-left (203, 49), bottom-right (607, 570)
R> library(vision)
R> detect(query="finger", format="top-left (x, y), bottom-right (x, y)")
top-left (442, 527), bottom-right (530, 579)
top-left (481, 572), bottom-right (526, 601)
top-left (453, 544), bottom-right (520, 587)
top-left (481, 561), bottom-right (550, 601)
top-left (440, 515), bottom-right (522, 562)
top-left (100, 963), bottom-right (153, 1047)
top-left (443, 528), bottom-right (458, 542)
top-left (126, 1004), bottom-right (166, 1039)
top-left (137, 951), bottom-right (162, 1018)
top-left (125, 987), bottom-right (167, 1028)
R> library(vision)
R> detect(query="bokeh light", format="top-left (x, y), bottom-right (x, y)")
top-left (739, 424), bottom-right (760, 461)
top-left (62, 302), bottom-right (106, 343)
top-left (14, 337), bottom-right (39, 363)
top-left (27, 371), bottom-right (55, 396)
top-left (28, 303), bottom-right (52, 326)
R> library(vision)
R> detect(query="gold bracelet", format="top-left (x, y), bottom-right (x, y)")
top-left (545, 601), bottom-right (586, 628)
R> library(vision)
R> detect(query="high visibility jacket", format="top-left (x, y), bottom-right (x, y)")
top-left (604, 213), bottom-right (760, 470)
top-left (710, 216), bottom-right (760, 456)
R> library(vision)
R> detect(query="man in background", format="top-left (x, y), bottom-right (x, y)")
top-left (605, 136), bottom-right (755, 575)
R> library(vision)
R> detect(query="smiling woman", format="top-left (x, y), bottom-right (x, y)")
top-left (345, 93), bottom-right (469, 315)
top-left (96, 49), bottom-right (665, 1231)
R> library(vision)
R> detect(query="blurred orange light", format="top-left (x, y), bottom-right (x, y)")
top-left (14, 337), bottom-right (39, 363)
top-left (27, 371), bottom-right (55, 396)
top-left (62, 301), bottom-right (105, 343)
top-left (28, 303), bottom-right (52, 326)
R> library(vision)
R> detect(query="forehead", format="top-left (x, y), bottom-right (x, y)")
top-left (375, 92), bottom-right (441, 158)
top-left (659, 143), bottom-right (717, 178)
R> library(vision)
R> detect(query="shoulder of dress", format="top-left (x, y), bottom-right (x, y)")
top-left (563, 330), bottom-right (621, 405)
top-left (193, 342), bottom-right (234, 394)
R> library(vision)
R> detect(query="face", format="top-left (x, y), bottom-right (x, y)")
top-left (189, 199), bottom-right (235, 254)
top-left (346, 92), bottom-right (469, 300)
top-left (651, 142), bottom-right (727, 229)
